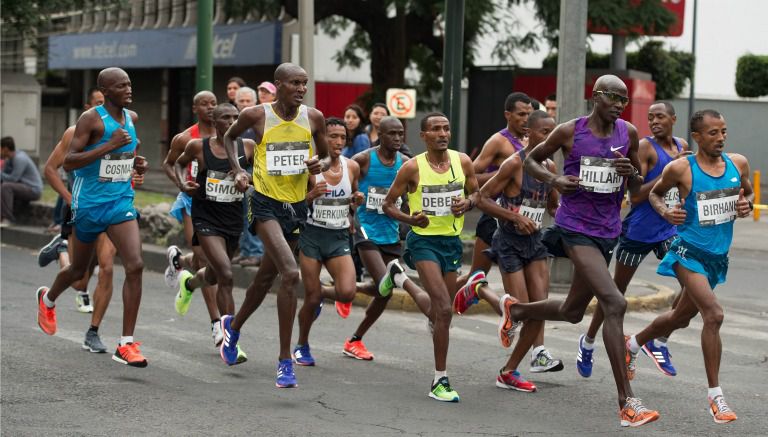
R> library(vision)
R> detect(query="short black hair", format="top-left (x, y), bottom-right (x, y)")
top-left (371, 102), bottom-right (389, 115)
top-left (420, 112), bottom-right (448, 131)
top-left (504, 92), bottom-right (531, 111)
top-left (86, 87), bottom-right (101, 101)
top-left (1, 136), bottom-right (15, 151)
top-left (530, 98), bottom-right (541, 110)
top-left (527, 110), bottom-right (552, 128)
top-left (212, 103), bottom-right (237, 119)
top-left (227, 76), bottom-right (246, 87)
top-left (650, 100), bottom-right (675, 116)
top-left (326, 116), bottom-right (346, 129)
top-left (690, 109), bottom-right (722, 133)
top-left (546, 94), bottom-right (556, 102)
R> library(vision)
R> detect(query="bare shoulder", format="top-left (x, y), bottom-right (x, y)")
top-left (623, 120), bottom-right (638, 134)
top-left (675, 136), bottom-right (690, 150)
top-left (727, 152), bottom-right (750, 169)
top-left (346, 156), bottom-right (360, 172)
top-left (128, 110), bottom-right (139, 123)
top-left (665, 156), bottom-right (691, 176)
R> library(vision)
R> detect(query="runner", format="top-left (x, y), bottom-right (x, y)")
top-left (456, 92), bottom-right (531, 290)
top-left (293, 117), bottom-right (364, 366)
top-left (382, 112), bottom-right (479, 402)
top-left (510, 75), bottom-right (659, 426)
top-left (162, 90), bottom-right (224, 346)
top-left (36, 67), bottom-right (149, 367)
top-left (453, 110), bottom-right (563, 393)
top-left (219, 63), bottom-right (329, 389)
top-left (577, 101), bottom-right (690, 378)
top-left (625, 109), bottom-right (752, 424)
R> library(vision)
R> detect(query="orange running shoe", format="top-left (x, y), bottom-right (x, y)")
top-left (625, 335), bottom-right (638, 381)
top-left (335, 301), bottom-right (352, 319)
top-left (36, 287), bottom-right (57, 335)
top-left (619, 397), bottom-right (660, 427)
top-left (498, 295), bottom-right (520, 348)
top-left (709, 395), bottom-right (737, 424)
top-left (343, 339), bottom-right (374, 360)
top-left (113, 342), bottom-right (148, 368)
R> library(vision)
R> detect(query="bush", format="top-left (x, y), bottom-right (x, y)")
top-left (735, 54), bottom-right (768, 98)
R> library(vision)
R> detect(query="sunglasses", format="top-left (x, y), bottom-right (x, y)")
top-left (594, 91), bottom-right (629, 105)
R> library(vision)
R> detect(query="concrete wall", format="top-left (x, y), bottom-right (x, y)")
top-left (126, 69), bottom-right (163, 167)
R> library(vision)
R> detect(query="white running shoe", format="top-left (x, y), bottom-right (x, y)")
top-left (212, 320), bottom-right (224, 347)
top-left (75, 292), bottom-right (93, 313)
top-left (164, 245), bottom-right (182, 289)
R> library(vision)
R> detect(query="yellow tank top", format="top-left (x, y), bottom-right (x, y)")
top-left (408, 150), bottom-right (465, 236)
top-left (253, 103), bottom-right (314, 203)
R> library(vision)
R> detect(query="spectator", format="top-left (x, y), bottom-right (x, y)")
top-left (366, 103), bottom-right (389, 145)
top-left (257, 81), bottom-right (277, 104)
top-left (1, 136), bottom-right (43, 226)
top-left (342, 104), bottom-right (370, 158)
top-left (226, 76), bottom-right (246, 106)
top-left (545, 93), bottom-right (557, 119)
top-left (235, 86), bottom-right (257, 112)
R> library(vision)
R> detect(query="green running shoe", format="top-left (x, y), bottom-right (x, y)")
top-left (236, 345), bottom-right (248, 364)
top-left (175, 270), bottom-right (194, 315)
top-left (378, 259), bottom-right (405, 297)
top-left (428, 376), bottom-right (459, 402)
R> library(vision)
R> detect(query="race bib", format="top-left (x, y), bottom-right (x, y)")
top-left (664, 187), bottom-right (680, 208)
top-left (366, 186), bottom-right (402, 214)
top-left (312, 197), bottom-right (350, 229)
top-left (579, 156), bottom-right (623, 193)
top-left (205, 170), bottom-right (243, 202)
top-left (266, 141), bottom-right (310, 176)
top-left (98, 152), bottom-right (134, 182)
top-left (189, 160), bottom-right (199, 179)
top-left (696, 187), bottom-right (739, 226)
top-left (421, 182), bottom-right (463, 217)
top-left (518, 198), bottom-right (546, 229)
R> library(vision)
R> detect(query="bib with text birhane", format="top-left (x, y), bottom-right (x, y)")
top-left (696, 187), bottom-right (739, 226)
top-left (579, 156), bottom-right (622, 193)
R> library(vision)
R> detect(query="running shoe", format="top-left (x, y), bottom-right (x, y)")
top-left (314, 301), bottom-right (323, 320)
top-left (36, 287), bottom-right (57, 335)
top-left (212, 320), bottom-right (224, 347)
top-left (576, 334), bottom-right (594, 378)
top-left (499, 295), bottom-right (521, 348)
top-left (530, 348), bottom-right (564, 373)
top-left (82, 329), bottom-right (107, 353)
top-left (112, 342), bottom-right (148, 368)
top-left (219, 315), bottom-right (241, 366)
top-left (276, 358), bottom-right (297, 388)
top-left (343, 339), bottom-right (374, 360)
top-left (709, 395), bottom-right (737, 424)
top-left (641, 340), bottom-right (677, 376)
top-left (175, 270), bottom-right (194, 315)
top-left (619, 397), bottom-right (660, 427)
top-left (335, 300), bottom-right (352, 319)
top-left (75, 291), bottom-right (93, 313)
top-left (428, 376), bottom-right (459, 402)
top-left (38, 234), bottom-right (64, 267)
top-left (378, 259), bottom-right (405, 297)
top-left (625, 335), bottom-right (638, 381)
top-left (293, 344), bottom-right (315, 366)
top-left (236, 345), bottom-right (248, 364)
top-left (164, 245), bottom-right (183, 288)
top-left (453, 270), bottom-right (486, 315)
top-left (496, 369), bottom-right (537, 392)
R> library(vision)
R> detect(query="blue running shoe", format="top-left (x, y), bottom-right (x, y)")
top-left (314, 301), bottom-right (323, 321)
top-left (641, 340), bottom-right (677, 376)
top-left (276, 358), bottom-right (297, 388)
top-left (576, 334), bottom-right (594, 378)
top-left (293, 344), bottom-right (315, 366)
top-left (219, 315), bottom-right (241, 366)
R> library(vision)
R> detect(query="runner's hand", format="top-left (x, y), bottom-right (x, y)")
top-left (234, 170), bottom-right (250, 192)
top-left (552, 175), bottom-right (581, 194)
top-left (133, 155), bottom-right (148, 175)
top-left (108, 128), bottom-right (132, 150)
top-left (351, 191), bottom-right (365, 206)
top-left (305, 156), bottom-right (323, 175)
top-left (181, 180), bottom-right (199, 196)
top-left (309, 180), bottom-right (328, 199)
top-left (736, 188), bottom-right (752, 218)
top-left (410, 211), bottom-right (429, 228)
top-left (131, 169), bottom-right (144, 186)
top-left (663, 197), bottom-right (686, 225)
top-left (513, 214), bottom-right (538, 235)
top-left (612, 150), bottom-right (635, 177)
top-left (451, 196), bottom-right (470, 217)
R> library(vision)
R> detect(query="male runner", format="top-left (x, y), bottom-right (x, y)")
top-left (577, 101), bottom-right (690, 378)
top-left (220, 63), bottom-right (329, 389)
top-left (293, 117), bottom-right (364, 366)
top-left (454, 111), bottom-right (562, 393)
top-left (36, 67), bottom-right (149, 367)
top-left (625, 110), bottom-right (752, 424)
top-left (383, 112), bottom-right (479, 402)
top-left (509, 75), bottom-right (659, 426)
top-left (457, 93), bottom-right (531, 289)
top-left (162, 91), bottom-right (223, 346)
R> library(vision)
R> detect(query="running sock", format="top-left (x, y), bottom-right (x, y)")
top-left (393, 272), bottom-right (407, 289)
top-left (531, 345), bottom-right (545, 360)
top-left (350, 335), bottom-right (362, 343)
top-left (582, 335), bottom-right (595, 350)
top-left (42, 292), bottom-right (55, 309)
top-left (628, 335), bottom-right (641, 354)
top-left (211, 318), bottom-right (220, 326)
top-left (708, 386), bottom-right (723, 400)
top-left (655, 336), bottom-right (668, 348)
top-left (120, 336), bottom-right (134, 346)
top-left (433, 370), bottom-right (447, 385)
top-left (89, 325), bottom-right (99, 333)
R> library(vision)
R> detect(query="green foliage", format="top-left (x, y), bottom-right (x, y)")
top-left (735, 54), bottom-right (768, 98)
top-left (542, 41), bottom-right (693, 100)
top-left (2, 0), bottom-right (92, 38)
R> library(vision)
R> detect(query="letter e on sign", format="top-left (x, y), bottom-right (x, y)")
top-left (386, 88), bottom-right (417, 119)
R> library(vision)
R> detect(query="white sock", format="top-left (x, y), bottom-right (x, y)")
top-left (120, 336), bottom-right (134, 346)
top-left (653, 338), bottom-right (667, 348)
top-left (628, 335), bottom-right (641, 354)
top-left (433, 370), bottom-right (447, 384)
top-left (708, 386), bottom-right (723, 400)
top-left (78, 290), bottom-right (88, 297)
top-left (581, 335), bottom-right (595, 350)
top-left (43, 292), bottom-right (55, 308)
top-left (393, 272), bottom-right (407, 288)
top-left (531, 345), bottom-right (545, 360)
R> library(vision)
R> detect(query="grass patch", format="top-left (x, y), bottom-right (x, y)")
top-left (40, 186), bottom-right (175, 209)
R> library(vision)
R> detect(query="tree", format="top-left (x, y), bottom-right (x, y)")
top-left (735, 54), bottom-right (768, 98)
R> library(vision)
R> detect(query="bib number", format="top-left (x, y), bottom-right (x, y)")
top-left (205, 170), bottom-right (243, 202)
top-left (421, 182), bottom-right (463, 217)
top-left (98, 152), bottom-right (134, 182)
top-left (518, 198), bottom-right (546, 229)
top-left (266, 142), bottom-right (310, 176)
top-left (312, 197), bottom-right (350, 228)
top-left (189, 160), bottom-right (199, 180)
top-left (366, 186), bottom-right (402, 214)
top-left (696, 187), bottom-right (739, 226)
top-left (664, 187), bottom-right (680, 208)
top-left (579, 156), bottom-right (623, 193)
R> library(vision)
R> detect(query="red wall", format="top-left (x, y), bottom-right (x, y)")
top-left (315, 82), bottom-right (372, 119)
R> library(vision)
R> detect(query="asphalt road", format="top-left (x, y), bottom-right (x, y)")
top-left (2, 244), bottom-right (766, 436)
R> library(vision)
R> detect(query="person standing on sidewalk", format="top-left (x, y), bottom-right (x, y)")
top-left (625, 109), bottom-right (753, 424)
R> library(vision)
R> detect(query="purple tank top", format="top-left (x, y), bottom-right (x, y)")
top-left (499, 128), bottom-right (524, 154)
top-left (555, 116), bottom-right (629, 238)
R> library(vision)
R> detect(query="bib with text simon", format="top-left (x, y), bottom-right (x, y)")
top-left (205, 170), bottom-right (243, 202)
top-left (579, 156), bottom-right (623, 193)
top-left (266, 142), bottom-right (310, 176)
top-left (421, 182), bottom-right (463, 217)
top-left (99, 152), bottom-right (134, 182)
top-left (366, 186), bottom-right (402, 214)
top-left (696, 187), bottom-right (739, 226)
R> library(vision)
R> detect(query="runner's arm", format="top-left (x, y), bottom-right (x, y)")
top-left (454, 153), bottom-right (480, 216)
top-left (472, 136), bottom-right (500, 186)
top-left (63, 110), bottom-right (131, 171)
top-left (174, 139), bottom-right (202, 196)
top-left (649, 160), bottom-right (686, 225)
top-left (729, 153), bottom-right (754, 217)
top-left (478, 156), bottom-right (519, 222)
top-left (308, 108), bottom-right (330, 173)
top-left (383, 160), bottom-right (427, 227)
top-left (524, 121), bottom-right (579, 194)
top-left (224, 106), bottom-right (260, 186)
top-left (44, 127), bottom-right (75, 204)
top-left (622, 123), bottom-right (644, 194)
top-left (163, 133), bottom-right (186, 189)
top-left (628, 138), bottom-right (657, 205)
top-left (545, 159), bottom-right (560, 217)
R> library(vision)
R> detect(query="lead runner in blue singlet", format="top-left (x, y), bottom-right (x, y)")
top-left (625, 110), bottom-right (754, 424)
top-left (35, 67), bottom-right (150, 368)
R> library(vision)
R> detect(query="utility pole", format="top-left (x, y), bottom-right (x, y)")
top-left (442, 0), bottom-right (464, 150)
top-left (196, 0), bottom-right (213, 92)
top-left (611, 35), bottom-right (627, 70)
top-left (299, 0), bottom-right (315, 106)
top-left (686, 0), bottom-right (698, 146)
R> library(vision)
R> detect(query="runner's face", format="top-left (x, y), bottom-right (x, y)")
top-left (344, 109), bottom-right (360, 131)
top-left (195, 95), bottom-right (217, 122)
top-left (647, 104), bottom-right (675, 138)
top-left (258, 88), bottom-right (275, 104)
top-left (103, 73), bottom-right (132, 107)
top-left (692, 115), bottom-right (727, 158)
top-left (326, 125), bottom-right (347, 158)
top-left (277, 72), bottom-right (308, 106)
top-left (379, 121), bottom-right (404, 151)
top-left (527, 117), bottom-right (556, 147)
top-left (214, 108), bottom-right (238, 136)
top-left (369, 107), bottom-right (388, 128)
top-left (227, 82), bottom-right (240, 101)
top-left (421, 116), bottom-right (451, 152)
top-left (504, 101), bottom-right (533, 137)
top-left (594, 86), bottom-right (628, 122)
top-left (86, 91), bottom-right (104, 109)
top-left (545, 99), bottom-right (557, 118)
